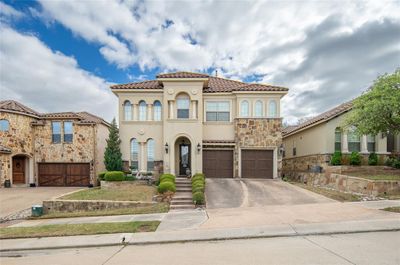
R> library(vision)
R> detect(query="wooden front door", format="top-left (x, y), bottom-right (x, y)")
top-left (12, 157), bottom-right (26, 184)
top-left (179, 144), bottom-right (191, 176)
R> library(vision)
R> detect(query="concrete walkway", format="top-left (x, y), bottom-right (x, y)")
top-left (1, 218), bottom-right (399, 252)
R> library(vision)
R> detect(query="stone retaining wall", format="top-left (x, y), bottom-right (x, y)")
top-left (43, 199), bottom-right (157, 214)
top-left (100, 180), bottom-right (149, 189)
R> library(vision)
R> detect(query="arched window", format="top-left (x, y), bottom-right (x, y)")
top-left (147, 139), bottom-right (155, 170)
top-left (335, 128), bottom-right (342, 152)
top-left (240, 100), bottom-right (249, 117)
top-left (367, 135), bottom-right (376, 152)
top-left (176, 94), bottom-right (190, 119)
top-left (153, 101), bottom-right (162, 121)
top-left (268, 100), bottom-right (277, 118)
top-left (348, 127), bottom-right (360, 152)
top-left (0, 119), bottom-right (10, 131)
top-left (130, 138), bottom-right (139, 171)
top-left (255, 100), bottom-right (263, 117)
top-left (139, 101), bottom-right (147, 121)
top-left (124, 101), bottom-right (132, 120)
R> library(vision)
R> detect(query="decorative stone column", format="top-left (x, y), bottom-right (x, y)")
top-left (192, 100), bottom-right (197, 119)
top-left (361, 135), bottom-right (368, 153)
top-left (168, 101), bottom-right (174, 119)
top-left (133, 103), bottom-right (138, 121)
top-left (342, 132), bottom-right (349, 153)
top-left (147, 104), bottom-right (153, 121)
top-left (140, 142), bottom-right (146, 172)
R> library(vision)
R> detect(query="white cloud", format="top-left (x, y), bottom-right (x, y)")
top-left (0, 26), bottom-right (117, 122)
top-left (0, 1), bottom-right (24, 22)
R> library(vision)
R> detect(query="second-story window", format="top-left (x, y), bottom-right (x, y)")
top-left (64, 121), bottom-right (73, 143)
top-left (124, 101), bottom-right (132, 120)
top-left (0, 119), bottom-right (10, 131)
top-left (268, 100), bottom-right (277, 118)
top-left (177, 94), bottom-right (190, 119)
top-left (154, 100), bottom-right (162, 121)
top-left (139, 101), bottom-right (147, 121)
top-left (206, 101), bottom-right (230, 121)
top-left (240, 100), bottom-right (249, 117)
top-left (255, 100), bottom-right (263, 117)
top-left (52, 121), bottom-right (61, 143)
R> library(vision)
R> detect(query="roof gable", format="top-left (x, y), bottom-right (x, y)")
top-left (0, 100), bottom-right (40, 117)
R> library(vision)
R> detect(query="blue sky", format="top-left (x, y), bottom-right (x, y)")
top-left (0, 0), bottom-right (399, 123)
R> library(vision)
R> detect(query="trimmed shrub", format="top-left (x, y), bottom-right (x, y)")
top-left (124, 175), bottom-right (136, 181)
top-left (104, 171), bottom-right (125, 181)
top-left (192, 174), bottom-right (205, 183)
top-left (330, 151), bottom-right (342, 166)
top-left (98, 171), bottom-right (107, 181)
top-left (349, 151), bottom-right (361, 166)
top-left (193, 192), bottom-right (205, 205)
top-left (393, 159), bottom-right (400, 169)
top-left (160, 174), bottom-right (176, 183)
top-left (158, 181), bottom-right (176, 193)
top-left (192, 186), bottom-right (205, 193)
top-left (192, 179), bottom-right (205, 187)
top-left (368, 153), bottom-right (378, 166)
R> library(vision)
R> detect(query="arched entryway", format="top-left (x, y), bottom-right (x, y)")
top-left (174, 136), bottom-right (191, 176)
top-left (12, 154), bottom-right (30, 184)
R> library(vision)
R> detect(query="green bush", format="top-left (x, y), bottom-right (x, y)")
top-left (368, 153), bottom-right (378, 166)
top-left (159, 174), bottom-right (176, 183)
top-left (124, 175), bottom-right (136, 181)
top-left (104, 171), bottom-right (125, 181)
top-left (192, 179), bottom-right (205, 187)
top-left (98, 171), bottom-right (107, 181)
top-left (393, 159), bottom-right (400, 169)
top-left (157, 181), bottom-right (176, 193)
top-left (192, 186), bottom-right (205, 194)
top-left (349, 152), bottom-right (361, 166)
top-left (193, 192), bottom-right (205, 205)
top-left (385, 157), bottom-right (395, 166)
top-left (330, 151), bottom-right (342, 166)
top-left (191, 175), bottom-right (205, 185)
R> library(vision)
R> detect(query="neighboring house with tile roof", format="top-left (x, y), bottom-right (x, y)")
top-left (282, 100), bottom-right (400, 174)
top-left (0, 100), bottom-right (110, 187)
top-left (111, 71), bottom-right (288, 179)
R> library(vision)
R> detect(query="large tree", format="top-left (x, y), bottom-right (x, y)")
top-left (345, 69), bottom-right (400, 135)
top-left (104, 118), bottom-right (123, 171)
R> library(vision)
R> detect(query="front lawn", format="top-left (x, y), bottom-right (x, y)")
top-left (290, 182), bottom-right (362, 202)
top-left (382, 206), bottom-right (400, 213)
top-left (0, 221), bottom-right (160, 239)
top-left (60, 186), bottom-right (157, 202)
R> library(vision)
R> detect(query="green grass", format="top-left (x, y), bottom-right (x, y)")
top-left (0, 221), bottom-right (160, 239)
top-left (60, 186), bottom-right (157, 202)
top-left (290, 182), bottom-right (362, 202)
top-left (382, 206), bottom-right (400, 213)
top-left (31, 203), bottom-right (169, 219)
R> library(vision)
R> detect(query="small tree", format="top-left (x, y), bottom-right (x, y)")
top-left (344, 69), bottom-right (400, 135)
top-left (104, 118), bottom-right (122, 171)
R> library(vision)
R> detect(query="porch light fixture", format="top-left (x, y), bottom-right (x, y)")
top-left (165, 143), bottom-right (169, 154)
top-left (279, 144), bottom-right (284, 156)
top-left (197, 143), bottom-right (202, 153)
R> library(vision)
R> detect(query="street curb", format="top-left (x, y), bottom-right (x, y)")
top-left (1, 227), bottom-right (399, 253)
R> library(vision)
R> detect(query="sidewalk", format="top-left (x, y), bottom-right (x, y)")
top-left (1, 218), bottom-right (399, 252)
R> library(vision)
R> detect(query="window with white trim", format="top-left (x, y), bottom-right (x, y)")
top-left (206, 101), bottom-right (230, 121)
top-left (147, 139), bottom-right (155, 170)
top-left (268, 100), bottom-right (277, 118)
top-left (177, 94), bottom-right (190, 119)
top-left (63, 121), bottom-right (73, 143)
top-left (0, 119), bottom-right (9, 131)
top-left (254, 100), bottom-right (263, 117)
top-left (51, 121), bottom-right (61, 143)
top-left (139, 101), bottom-right (147, 121)
top-left (153, 101), bottom-right (162, 121)
top-left (367, 135), bottom-right (376, 152)
top-left (335, 128), bottom-right (342, 152)
top-left (240, 100), bottom-right (249, 117)
top-left (348, 127), bottom-right (360, 152)
top-left (130, 138), bottom-right (139, 171)
top-left (124, 101), bottom-right (132, 120)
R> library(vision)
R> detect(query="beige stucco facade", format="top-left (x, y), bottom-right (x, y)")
top-left (113, 73), bottom-right (288, 178)
top-left (0, 106), bottom-right (109, 187)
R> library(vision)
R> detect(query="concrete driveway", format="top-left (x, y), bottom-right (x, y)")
top-left (0, 187), bottom-right (83, 218)
top-left (205, 178), bottom-right (333, 209)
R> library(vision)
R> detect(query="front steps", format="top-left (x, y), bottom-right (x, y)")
top-left (170, 178), bottom-right (195, 210)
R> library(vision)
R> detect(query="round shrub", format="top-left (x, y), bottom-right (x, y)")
top-left (330, 151), bottom-right (342, 166)
top-left (192, 179), bottom-right (205, 187)
top-left (192, 186), bottom-right (205, 193)
top-left (158, 181), bottom-right (176, 193)
top-left (191, 175), bottom-right (205, 185)
top-left (193, 191), bottom-right (205, 205)
top-left (98, 171), bottom-right (107, 181)
top-left (368, 153), bottom-right (378, 166)
top-left (104, 171), bottom-right (125, 181)
top-left (349, 151), bottom-right (361, 166)
top-left (160, 174), bottom-right (176, 183)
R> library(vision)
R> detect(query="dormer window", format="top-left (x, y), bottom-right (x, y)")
top-left (177, 93), bottom-right (190, 119)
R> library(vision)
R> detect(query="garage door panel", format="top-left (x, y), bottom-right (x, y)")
top-left (203, 150), bottom-right (233, 178)
top-left (39, 163), bottom-right (90, 186)
top-left (242, 150), bottom-right (273, 179)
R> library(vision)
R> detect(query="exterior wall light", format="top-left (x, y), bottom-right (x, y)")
top-left (279, 144), bottom-right (284, 156)
top-left (197, 143), bottom-right (202, 153)
top-left (165, 143), bottom-right (169, 154)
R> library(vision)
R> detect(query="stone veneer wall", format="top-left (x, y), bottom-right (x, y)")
top-left (234, 118), bottom-right (282, 178)
top-left (0, 112), bottom-right (36, 185)
top-left (282, 154), bottom-right (331, 174)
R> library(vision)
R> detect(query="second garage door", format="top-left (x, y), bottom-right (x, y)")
top-left (203, 150), bottom-right (233, 178)
top-left (38, 163), bottom-right (90, 186)
top-left (241, 150), bottom-right (273, 178)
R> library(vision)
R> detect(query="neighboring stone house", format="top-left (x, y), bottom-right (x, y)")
top-left (111, 71), bottom-right (288, 179)
top-left (0, 100), bottom-right (110, 187)
top-left (282, 101), bottom-right (400, 174)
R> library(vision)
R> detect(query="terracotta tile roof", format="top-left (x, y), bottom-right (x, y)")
top-left (76, 112), bottom-right (111, 127)
top-left (112, 72), bottom-right (289, 93)
top-left (283, 100), bottom-right (353, 137)
top-left (0, 100), bottom-right (40, 117)
top-left (157, 71), bottom-right (209, 79)
top-left (0, 145), bottom-right (12, 154)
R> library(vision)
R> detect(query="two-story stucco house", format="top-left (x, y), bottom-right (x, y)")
top-left (0, 100), bottom-right (110, 187)
top-left (111, 71), bottom-right (288, 179)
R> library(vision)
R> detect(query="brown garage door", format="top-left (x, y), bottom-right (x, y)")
top-left (242, 150), bottom-right (273, 178)
top-left (203, 150), bottom-right (233, 178)
top-left (38, 163), bottom-right (90, 186)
